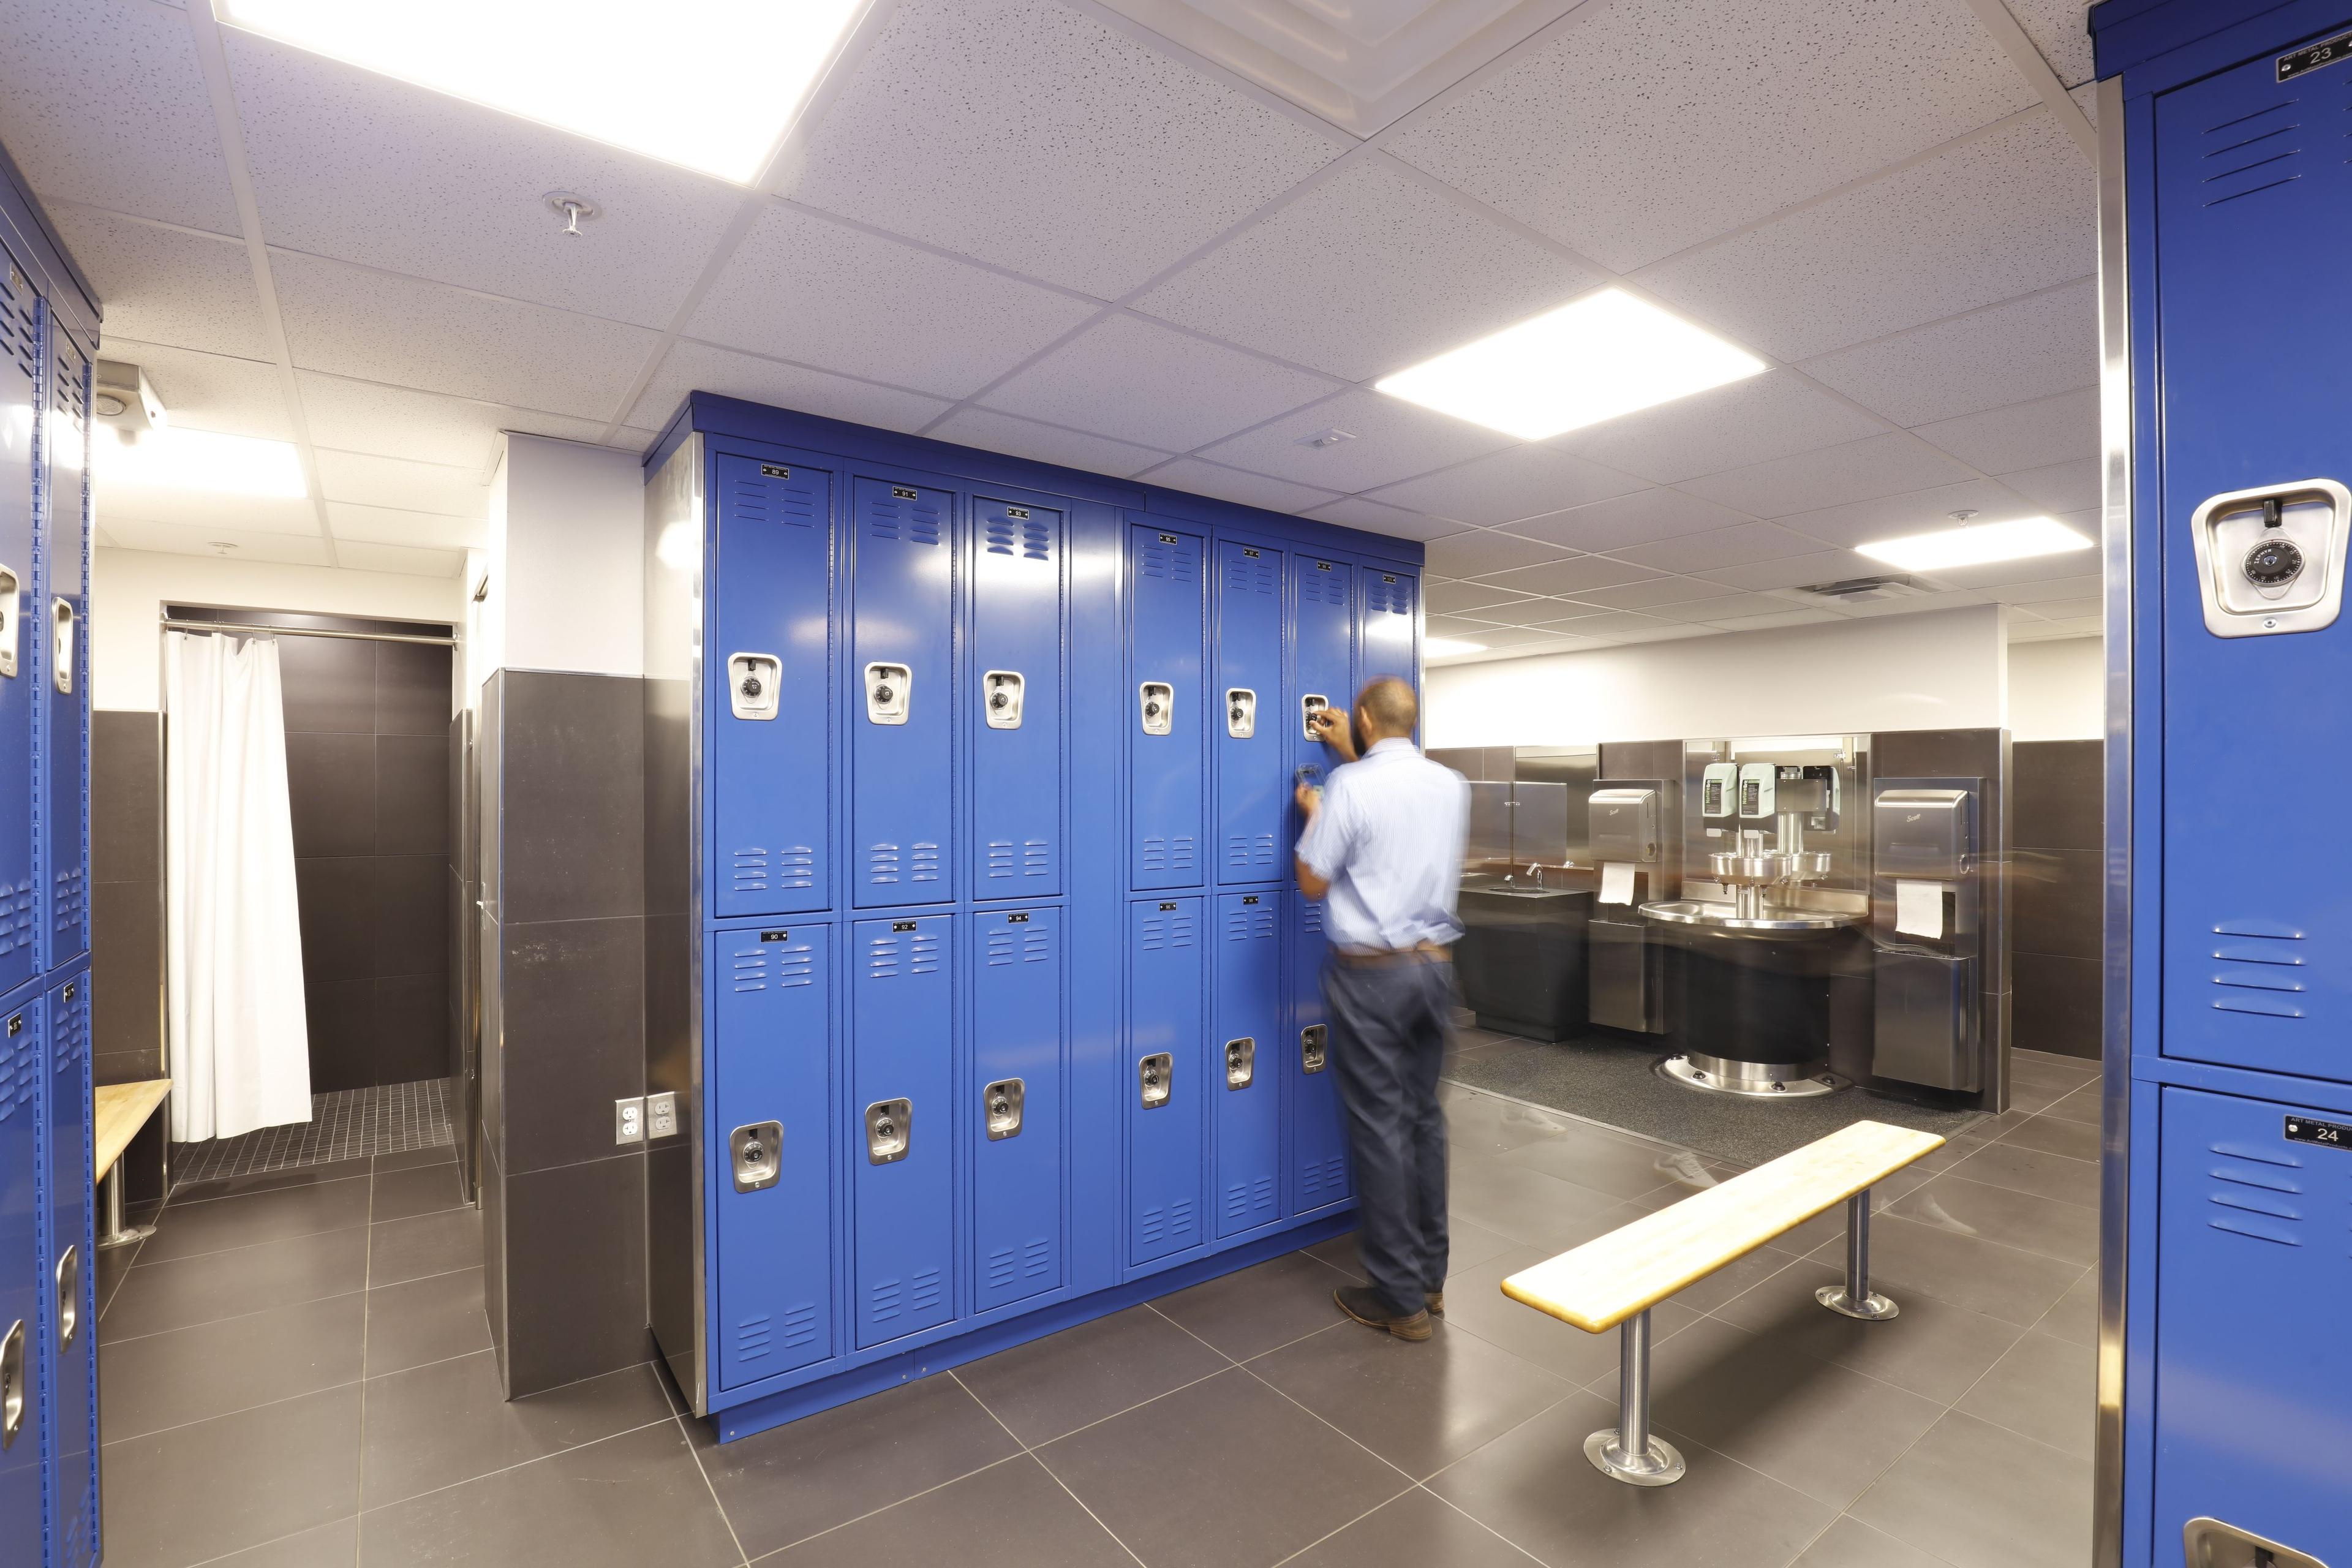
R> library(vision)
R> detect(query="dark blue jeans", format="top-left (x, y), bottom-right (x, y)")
top-left (1321, 955), bottom-right (1453, 1316)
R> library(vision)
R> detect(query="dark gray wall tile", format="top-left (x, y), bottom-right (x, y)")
top-left (305, 977), bottom-right (378, 1093)
top-left (2012, 741), bottom-right (2103, 851)
top-left (377, 854), bottom-right (449, 979)
top-left (500, 1152), bottom-right (647, 1397)
top-left (375, 973), bottom-right (451, 1085)
top-left (376, 639), bottom-right (453, 736)
top-left (284, 733), bottom-right (378, 858)
top-left (479, 673), bottom-right (503, 921)
top-left (2013, 952), bottom-right (2102, 1061)
top-left (498, 918), bottom-right (644, 1175)
top-left (277, 634), bottom-right (377, 733)
top-left (379, 733), bottom-right (451, 856)
top-left (2012, 849), bottom-right (2101, 962)
top-left (93, 710), bottom-right (160, 883)
top-left (93, 878), bottom-right (162, 1066)
top-left (295, 858), bottom-right (375, 982)
top-left (498, 672), bottom-right (643, 924)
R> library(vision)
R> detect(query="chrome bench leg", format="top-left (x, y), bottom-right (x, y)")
top-left (1817, 1189), bottom-right (1898, 1321)
top-left (96, 1162), bottom-right (157, 1251)
top-left (1584, 1308), bottom-right (1685, 1486)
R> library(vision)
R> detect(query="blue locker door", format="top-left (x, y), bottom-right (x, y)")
top-left (711, 453), bottom-right (834, 918)
top-left (851, 914), bottom-right (955, 1346)
top-left (1128, 898), bottom-right (1204, 1265)
top-left (41, 973), bottom-right (92, 1568)
top-left (1213, 892), bottom-right (1280, 1238)
top-left (39, 330), bottom-right (88, 968)
top-left (0, 992), bottom-right (39, 1568)
top-left (1288, 893), bottom-right (1351, 1213)
top-left (0, 263), bottom-right (33, 994)
top-left (1292, 551), bottom-right (1354, 792)
top-left (1358, 568), bottom-right (1417, 695)
top-left (1215, 542), bottom-right (1282, 885)
top-left (1128, 525), bottom-right (1204, 890)
top-left (971, 907), bottom-right (1063, 1311)
top-left (710, 924), bottom-right (834, 1390)
top-left (971, 497), bottom-right (1061, 899)
top-left (852, 477), bottom-right (955, 909)
top-left (2152, 56), bottom-right (2352, 1082)
top-left (2152, 1086), bottom-right (2350, 1562)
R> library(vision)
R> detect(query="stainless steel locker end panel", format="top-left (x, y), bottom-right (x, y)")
top-left (1138, 1052), bottom-right (1173, 1107)
top-left (984, 1079), bottom-right (1025, 1139)
top-left (729, 1122), bottom-right (783, 1192)
top-left (726, 652), bottom-right (780, 720)
top-left (865, 1098), bottom-right (911, 1164)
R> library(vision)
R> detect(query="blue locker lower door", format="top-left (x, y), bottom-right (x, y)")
top-left (1213, 893), bottom-right (1280, 1238)
top-left (2152, 1085), bottom-right (2351, 1563)
top-left (1289, 895), bottom-right (1351, 1215)
top-left (42, 974), bottom-right (92, 1568)
top-left (0, 991), bottom-right (40, 1568)
top-left (1129, 899), bottom-right (1204, 1265)
top-left (971, 908), bottom-right (1063, 1312)
top-left (852, 915), bottom-right (956, 1348)
top-left (712, 925), bottom-right (834, 1390)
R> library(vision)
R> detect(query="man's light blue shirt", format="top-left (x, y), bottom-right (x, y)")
top-left (1297, 737), bottom-right (1470, 953)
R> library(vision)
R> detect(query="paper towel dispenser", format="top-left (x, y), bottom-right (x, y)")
top-left (1872, 789), bottom-right (1974, 881)
top-left (1589, 785), bottom-right (1660, 863)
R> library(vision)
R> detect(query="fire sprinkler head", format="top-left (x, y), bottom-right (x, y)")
top-left (544, 192), bottom-right (601, 238)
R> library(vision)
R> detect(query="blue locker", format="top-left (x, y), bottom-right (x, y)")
top-left (970, 496), bottom-right (1061, 899)
top-left (1292, 551), bottom-right (1354, 788)
top-left (1128, 524), bottom-right (1204, 890)
top-left (1287, 893), bottom-right (1350, 1213)
top-left (1128, 897), bottom-right (1204, 1264)
top-left (851, 913), bottom-right (954, 1347)
top-left (970, 907), bottom-right (1063, 1311)
top-left (711, 453), bottom-right (834, 918)
top-left (1212, 892), bottom-right (1280, 1239)
top-left (710, 924), bottom-right (834, 1390)
top-left (1215, 541), bottom-right (1283, 884)
top-left (851, 477), bottom-right (955, 908)
top-left (0, 988), bottom-right (38, 1568)
top-left (1357, 567), bottom-right (1417, 694)
top-left (40, 971), bottom-right (92, 1568)
top-left (37, 328), bottom-right (86, 969)
top-left (0, 261), bottom-right (34, 996)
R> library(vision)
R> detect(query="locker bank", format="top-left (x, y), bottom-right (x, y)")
top-left (0, 0), bottom-right (2335, 1564)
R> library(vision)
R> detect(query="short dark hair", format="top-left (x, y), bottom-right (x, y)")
top-left (1357, 676), bottom-right (1418, 739)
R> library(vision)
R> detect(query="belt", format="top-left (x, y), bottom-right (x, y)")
top-left (1330, 943), bottom-right (1452, 968)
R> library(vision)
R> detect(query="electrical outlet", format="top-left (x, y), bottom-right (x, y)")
top-left (614, 1097), bottom-right (645, 1145)
top-left (645, 1092), bottom-right (678, 1140)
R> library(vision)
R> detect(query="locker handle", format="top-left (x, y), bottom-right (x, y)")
top-left (50, 598), bottom-right (73, 695)
top-left (984, 1079), bottom-right (1025, 1139)
top-left (865, 1098), bottom-right (912, 1163)
top-left (54, 1245), bottom-right (78, 1351)
top-left (0, 1318), bottom-right (23, 1452)
top-left (1300, 1024), bottom-right (1329, 1075)
top-left (0, 564), bottom-right (17, 679)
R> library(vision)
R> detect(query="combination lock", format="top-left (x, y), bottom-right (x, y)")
top-left (991, 691), bottom-right (1009, 710)
top-left (875, 682), bottom-right (895, 704)
top-left (739, 674), bottom-right (763, 699)
top-left (2245, 537), bottom-right (2305, 587)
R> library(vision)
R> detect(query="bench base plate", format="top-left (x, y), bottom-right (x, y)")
top-left (1816, 1283), bottom-right (1899, 1321)
top-left (1586, 1428), bottom-right (1686, 1487)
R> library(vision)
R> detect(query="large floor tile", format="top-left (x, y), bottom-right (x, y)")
top-left (100, 1226), bottom-right (369, 1341)
top-left (694, 1371), bottom-right (1021, 1556)
top-left (375, 1142), bottom-right (459, 1173)
top-left (1038, 1368), bottom-right (1406, 1568)
top-left (99, 1291), bottom-right (364, 1442)
top-left (372, 1160), bottom-right (470, 1223)
top-left (1425, 1389), bottom-right (1836, 1568)
top-left (1850, 1411), bottom-right (2092, 1568)
top-left (137, 1175), bottom-right (372, 1264)
top-left (1152, 1250), bottom-right (1360, 1360)
top-left (360, 1419), bottom-right (741, 1568)
top-left (1802, 1212), bottom-right (2082, 1327)
top-left (1711, 1258), bottom-right (2029, 1405)
top-left (369, 1204), bottom-right (485, 1286)
top-left (360, 1349), bottom-right (673, 1507)
top-left (2033, 1267), bottom-right (2100, 1349)
top-left (1953, 1329), bottom-right (2096, 1458)
top-left (1308, 1218), bottom-right (1520, 1287)
top-left (1999, 1111), bottom-right (2101, 1163)
top-left (1501, 1122), bottom-right (1724, 1202)
top-left (365, 1264), bottom-right (493, 1374)
top-left (1280, 1485), bottom-right (1539, 1568)
top-left (954, 1303), bottom-right (1230, 1446)
top-left (100, 1384), bottom-right (362, 1568)
top-left (1445, 1152), bottom-right (1636, 1249)
top-left (2039, 1084), bottom-right (2105, 1126)
top-left (169, 1156), bottom-right (375, 1205)
top-left (1942, 1140), bottom-right (2100, 1210)
top-left (1441, 1089), bottom-right (1586, 1156)
top-left (764, 1454), bottom-right (1131, 1567)
top-left (1887, 1174), bottom-right (2100, 1266)
top-left (1249, 1318), bottom-right (1574, 1479)
top-left (1437, 1245), bottom-right (1701, 1386)
top-left (1790, 1515), bottom-right (1950, 1568)
top-left (201, 1517), bottom-right (361, 1566)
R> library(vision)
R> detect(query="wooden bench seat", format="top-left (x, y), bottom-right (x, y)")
top-left (1502, 1119), bottom-right (1944, 1486)
top-left (94, 1078), bottom-right (171, 1248)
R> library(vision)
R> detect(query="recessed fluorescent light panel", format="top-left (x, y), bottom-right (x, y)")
top-left (1374, 288), bottom-right (1768, 441)
top-left (1855, 516), bottom-right (2094, 572)
top-left (97, 426), bottom-right (308, 498)
top-left (214, 0), bottom-right (870, 183)
top-left (1422, 636), bottom-right (1487, 657)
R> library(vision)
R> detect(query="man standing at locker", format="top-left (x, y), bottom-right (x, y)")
top-left (1294, 676), bottom-right (1469, 1341)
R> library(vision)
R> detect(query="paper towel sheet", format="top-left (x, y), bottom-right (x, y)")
top-left (1896, 879), bottom-right (1945, 939)
top-left (1600, 862), bottom-right (1635, 905)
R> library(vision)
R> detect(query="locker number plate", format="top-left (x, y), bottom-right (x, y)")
top-left (2280, 30), bottom-right (2352, 80)
top-left (2284, 1115), bottom-right (2352, 1150)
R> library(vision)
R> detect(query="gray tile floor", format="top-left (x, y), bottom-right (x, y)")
top-left (94, 1046), bottom-right (2103, 1567)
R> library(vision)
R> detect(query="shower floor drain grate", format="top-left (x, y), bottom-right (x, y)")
top-left (172, 1077), bottom-right (454, 1187)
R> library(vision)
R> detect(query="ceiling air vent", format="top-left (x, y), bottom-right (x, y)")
top-left (1789, 575), bottom-right (1929, 605)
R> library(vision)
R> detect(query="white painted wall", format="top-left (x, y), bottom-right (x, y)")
top-left (2007, 636), bottom-right (2104, 741)
top-left (1425, 605), bottom-right (2008, 748)
top-left (482, 434), bottom-right (643, 682)
top-left (92, 547), bottom-right (464, 712)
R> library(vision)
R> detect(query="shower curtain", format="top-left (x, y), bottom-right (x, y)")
top-left (165, 630), bottom-right (312, 1142)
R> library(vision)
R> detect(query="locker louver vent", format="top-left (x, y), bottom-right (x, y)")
top-left (2199, 98), bottom-right (2302, 207)
top-left (865, 840), bottom-right (945, 889)
top-left (1140, 537), bottom-right (1199, 584)
top-left (1138, 909), bottom-right (1197, 951)
top-left (1022, 839), bottom-right (1049, 878)
top-left (56, 350), bottom-right (85, 424)
top-left (987, 1236), bottom-right (1055, 1291)
top-left (0, 881), bottom-right (31, 963)
top-left (2205, 1140), bottom-right (2305, 1246)
top-left (1366, 575), bottom-right (1412, 615)
top-left (732, 948), bottom-right (769, 993)
top-left (867, 931), bottom-right (902, 978)
top-left (1300, 567), bottom-right (1348, 605)
top-left (986, 927), bottom-right (1017, 967)
top-left (2207, 922), bottom-right (2307, 1017)
top-left (734, 940), bottom-right (813, 993)
top-left (1225, 554), bottom-right (1277, 596)
top-left (1225, 905), bottom-right (1276, 943)
top-left (910, 841), bottom-right (942, 886)
top-left (726, 468), bottom-right (819, 530)
top-left (987, 840), bottom-right (1016, 882)
top-left (1137, 1199), bottom-right (1196, 1249)
top-left (0, 1016), bottom-right (31, 1123)
top-left (735, 1312), bottom-right (774, 1363)
top-left (907, 1268), bottom-right (945, 1316)
top-left (909, 929), bottom-right (942, 974)
top-left (56, 986), bottom-right (87, 1072)
top-left (1224, 1176), bottom-right (1276, 1223)
top-left (731, 847), bottom-right (769, 895)
top-left (1298, 1153), bottom-right (1348, 1204)
top-left (1023, 925), bottom-right (1052, 963)
top-left (986, 514), bottom-right (1051, 561)
top-left (0, 267), bottom-right (35, 378)
top-left (52, 865), bottom-right (84, 941)
top-left (1140, 836), bottom-right (1197, 876)
top-left (1302, 903), bottom-right (1324, 936)
top-left (1226, 834), bottom-right (1278, 874)
top-left (865, 486), bottom-right (943, 546)
top-left (776, 847), bottom-right (815, 892)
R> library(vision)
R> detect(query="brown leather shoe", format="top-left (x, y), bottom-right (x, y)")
top-left (1427, 1290), bottom-right (1444, 1316)
top-left (1334, 1285), bottom-right (1434, 1341)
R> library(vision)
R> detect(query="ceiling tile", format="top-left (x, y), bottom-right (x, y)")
top-left (1637, 111), bottom-right (2095, 361)
top-left (624, 340), bottom-right (951, 435)
top-left (1134, 156), bottom-right (1599, 381)
top-left (1302, 496), bottom-right (1468, 543)
top-left (1502, 487), bottom-right (1755, 552)
top-left (1771, 478), bottom-right (2037, 549)
top-left (1678, 431), bottom-right (1977, 518)
top-left (1422, 529), bottom-right (1571, 578)
top-left (1550, 370), bottom-right (1886, 486)
top-left (1607, 521), bottom-right (1824, 572)
top-left (1475, 556), bottom-right (1662, 596)
top-left (2001, 457), bottom-right (2100, 514)
top-left (1384, 0), bottom-right (2034, 271)
top-left (1799, 280), bottom-right (2097, 427)
top-left (1597, 622), bottom-right (1721, 644)
top-left (1705, 608), bottom-right (1845, 632)
top-left (1196, 388), bottom-right (1512, 492)
top-left (1645, 591), bottom-right (1812, 623)
top-left (1451, 625), bottom-right (1586, 650)
top-left (325, 500), bottom-right (486, 551)
top-left (225, 30), bottom-right (741, 330)
top-left (1535, 610), bottom-right (1679, 637)
top-left (272, 250), bottom-right (660, 421)
top-left (1913, 386), bottom-right (2097, 475)
top-left (2005, 0), bottom-right (2098, 88)
top-left (1958, 569), bottom-right (2102, 600)
top-left (1559, 577), bottom-right (1744, 611)
top-left (1366, 442), bottom-right (1643, 527)
top-left (981, 313), bottom-right (1337, 451)
top-left (98, 518), bottom-right (330, 567)
top-left (314, 451), bottom-right (488, 518)
top-left (1425, 579), bottom-right (1545, 616)
top-left (1428, 614), bottom-right (1516, 638)
top-left (779, 0), bottom-right (1343, 299)
top-left (925, 407), bottom-right (1171, 478)
top-left (1142, 458), bottom-right (1339, 514)
top-left (333, 540), bottom-right (467, 578)
top-left (97, 481), bottom-right (318, 537)
top-left (1698, 547), bottom-right (1876, 590)
top-left (0, 0), bottom-right (238, 233)
top-left (50, 206), bottom-right (268, 359)
top-left (100, 339), bottom-right (292, 442)
top-left (295, 374), bottom-right (610, 471)
top-left (687, 204), bottom-right (1098, 398)
top-left (1833, 586), bottom-right (1991, 617)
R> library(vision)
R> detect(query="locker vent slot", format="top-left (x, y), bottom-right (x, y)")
top-left (1365, 575), bottom-right (1413, 615)
top-left (735, 1313), bottom-right (774, 1363)
top-left (1140, 835), bottom-right (1199, 876)
top-left (1298, 1154), bottom-right (1348, 1204)
top-left (1025, 1235), bottom-right (1053, 1281)
top-left (864, 486), bottom-right (944, 546)
top-left (778, 1303), bottom-right (820, 1354)
top-left (1139, 910), bottom-right (1197, 951)
top-left (56, 985), bottom-right (88, 1070)
top-left (1300, 568), bottom-right (1348, 605)
top-left (2206, 1143), bottom-right (2307, 1245)
top-left (1226, 833), bottom-right (1278, 873)
top-left (1023, 926), bottom-right (1052, 963)
top-left (867, 837), bottom-right (944, 890)
top-left (2198, 98), bottom-right (2304, 208)
top-left (910, 1267), bottom-right (944, 1316)
top-left (1225, 553), bottom-right (1277, 595)
top-left (1023, 839), bottom-right (1050, 877)
top-left (985, 1237), bottom-right (1056, 1293)
top-left (775, 847), bottom-right (815, 891)
top-left (0, 1016), bottom-right (31, 1123)
top-left (987, 841), bottom-right (1016, 882)
top-left (53, 865), bottom-right (85, 938)
top-left (987, 514), bottom-right (1052, 561)
top-left (1138, 1200), bottom-right (1196, 1249)
top-left (908, 929), bottom-right (943, 974)
top-left (731, 847), bottom-right (769, 894)
top-left (733, 949), bottom-right (773, 993)
top-left (1301, 902), bottom-right (1325, 936)
top-left (1224, 905), bottom-right (1277, 943)
top-left (2206, 927), bottom-right (2307, 1017)
top-left (0, 266), bottom-right (35, 376)
top-left (910, 842), bottom-right (942, 886)
top-left (0, 881), bottom-right (29, 962)
top-left (987, 927), bottom-right (1018, 966)
top-left (1224, 1177), bottom-right (1276, 1223)
top-left (870, 1279), bottom-right (901, 1324)
top-left (866, 932), bottom-right (905, 978)
top-left (725, 468), bottom-right (821, 530)
top-left (869, 845), bottom-right (902, 887)
top-left (1139, 538), bottom-right (1199, 584)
